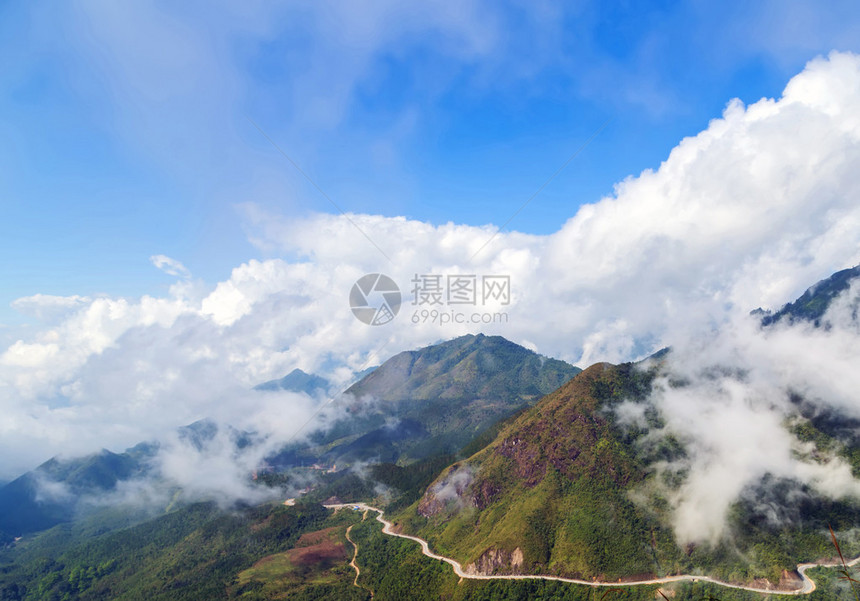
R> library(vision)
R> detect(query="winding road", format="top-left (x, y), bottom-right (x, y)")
top-left (325, 503), bottom-right (860, 596)
top-left (345, 524), bottom-right (374, 598)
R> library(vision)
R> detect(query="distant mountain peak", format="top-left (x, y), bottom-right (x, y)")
top-left (269, 333), bottom-right (582, 468)
top-left (346, 333), bottom-right (580, 404)
top-left (254, 368), bottom-right (330, 395)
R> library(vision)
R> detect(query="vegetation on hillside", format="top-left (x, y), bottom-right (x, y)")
top-left (292, 334), bottom-right (582, 467)
top-left (397, 361), bottom-right (860, 587)
top-left (0, 501), bottom-right (342, 601)
top-left (760, 265), bottom-right (860, 326)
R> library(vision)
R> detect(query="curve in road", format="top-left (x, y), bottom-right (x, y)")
top-left (325, 503), bottom-right (860, 596)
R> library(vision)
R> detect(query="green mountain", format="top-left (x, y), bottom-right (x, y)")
top-left (761, 263), bottom-right (860, 326)
top-left (1, 335), bottom-right (577, 542)
top-left (0, 419), bottom-right (238, 540)
top-left (0, 495), bottom-right (685, 601)
top-left (394, 360), bottom-right (860, 587)
top-left (0, 420), bottom-right (238, 539)
top-left (345, 333), bottom-right (577, 402)
top-left (296, 334), bottom-right (581, 466)
top-left (5, 358), bottom-right (854, 599)
top-left (396, 362), bottom-right (669, 580)
top-left (387, 269), bottom-right (860, 587)
top-left (0, 499), bottom-right (368, 601)
top-left (0, 449), bottom-right (152, 538)
top-left (5, 266), bottom-right (860, 599)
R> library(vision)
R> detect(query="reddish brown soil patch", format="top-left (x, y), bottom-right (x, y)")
top-left (249, 537), bottom-right (347, 571)
top-left (251, 554), bottom-right (278, 569)
top-left (288, 541), bottom-right (347, 567)
top-left (296, 526), bottom-right (340, 547)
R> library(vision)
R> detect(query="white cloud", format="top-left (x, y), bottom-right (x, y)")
top-left (11, 294), bottom-right (92, 323)
top-left (150, 255), bottom-right (192, 279)
top-left (2, 54), bottom-right (860, 535)
top-left (642, 280), bottom-right (860, 545)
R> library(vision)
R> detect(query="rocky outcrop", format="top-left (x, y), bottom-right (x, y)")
top-left (464, 547), bottom-right (525, 575)
top-left (777, 569), bottom-right (803, 591)
top-left (470, 479), bottom-right (500, 510)
top-left (417, 494), bottom-right (443, 517)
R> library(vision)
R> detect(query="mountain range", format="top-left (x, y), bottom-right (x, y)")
top-left (392, 265), bottom-right (860, 587)
top-left (1, 265), bottom-right (860, 600)
top-left (0, 445), bottom-right (156, 541)
top-left (0, 334), bottom-right (580, 540)
top-left (273, 333), bottom-right (581, 467)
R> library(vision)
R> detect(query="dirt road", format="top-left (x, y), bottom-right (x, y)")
top-left (325, 502), bottom-right (860, 596)
top-left (345, 524), bottom-right (374, 597)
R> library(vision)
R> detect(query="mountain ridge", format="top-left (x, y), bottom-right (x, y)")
top-left (761, 263), bottom-right (860, 326)
top-left (388, 266), bottom-right (860, 587)
top-left (301, 333), bottom-right (582, 466)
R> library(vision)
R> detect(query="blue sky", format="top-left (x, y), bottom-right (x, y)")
top-left (5, 1), bottom-right (860, 481)
top-left (3, 0), bottom-right (860, 325)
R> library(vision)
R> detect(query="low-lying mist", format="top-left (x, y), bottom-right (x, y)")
top-left (619, 280), bottom-right (860, 545)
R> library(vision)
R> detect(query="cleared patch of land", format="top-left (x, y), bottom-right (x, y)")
top-left (233, 525), bottom-right (357, 599)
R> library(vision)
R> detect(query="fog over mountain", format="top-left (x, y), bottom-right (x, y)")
top-left (3, 50), bottom-right (860, 497)
top-left (632, 275), bottom-right (860, 544)
top-left (402, 270), bottom-right (860, 581)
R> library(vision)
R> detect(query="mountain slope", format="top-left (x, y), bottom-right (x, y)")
top-left (0, 500), bottom-right (366, 601)
top-left (392, 266), bottom-right (860, 585)
top-left (303, 334), bottom-right (581, 465)
top-left (399, 362), bottom-right (670, 581)
top-left (0, 421), bottom-right (231, 538)
top-left (0, 449), bottom-right (151, 538)
top-left (346, 333), bottom-right (578, 403)
top-left (398, 356), bottom-right (860, 585)
top-left (762, 264), bottom-right (860, 326)
top-left (0, 334), bottom-right (578, 540)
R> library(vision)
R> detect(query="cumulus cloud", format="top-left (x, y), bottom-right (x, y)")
top-left (150, 255), bottom-right (192, 279)
top-left (2, 54), bottom-right (860, 533)
top-left (11, 294), bottom-right (92, 323)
